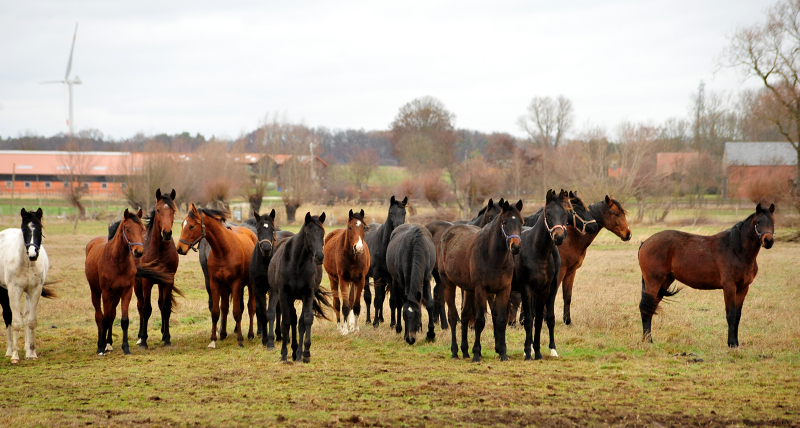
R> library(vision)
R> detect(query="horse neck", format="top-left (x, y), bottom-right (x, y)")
top-left (588, 202), bottom-right (608, 232)
top-left (145, 214), bottom-right (166, 251)
top-left (732, 218), bottom-right (762, 260)
top-left (109, 223), bottom-right (133, 262)
top-left (476, 219), bottom-right (511, 263)
top-left (202, 217), bottom-right (235, 257)
top-left (288, 227), bottom-right (314, 268)
top-left (524, 211), bottom-right (557, 258)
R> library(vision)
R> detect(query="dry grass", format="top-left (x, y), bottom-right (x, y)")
top-left (0, 214), bottom-right (798, 427)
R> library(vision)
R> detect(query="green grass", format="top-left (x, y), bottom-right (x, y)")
top-left (0, 211), bottom-right (798, 427)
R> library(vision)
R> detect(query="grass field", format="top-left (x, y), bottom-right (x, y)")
top-left (0, 211), bottom-right (798, 427)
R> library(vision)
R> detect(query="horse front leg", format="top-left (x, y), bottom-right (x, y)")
top-left (265, 289), bottom-right (278, 350)
top-left (230, 282), bottom-right (245, 347)
top-left (208, 283), bottom-right (221, 349)
top-left (24, 286), bottom-right (42, 360)
top-left (255, 283), bottom-right (269, 347)
top-left (432, 270), bottom-right (448, 330)
top-left (279, 294), bottom-right (292, 363)
top-left (444, 280), bottom-right (459, 359)
top-left (546, 251), bottom-right (561, 357)
top-left (723, 283), bottom-right (737, 348)
top-left (290, 305), bottom-right (299, 361)
top-left (300, 294), bottom-right (314, 363)
top-left (363, 277), bottom-right (372, 324)
top-left (104, 292), bottom-right (119, 354)
top-left (135, 279), bottom-right (152, 349)
top-left (562, 270), bottom-right (576, 325)
top-left (120, 285), bottom-right (133, 355)
top-left (732, 285), bottom-right (750, 348)
top-left (372, 278), bottom-right (385, 328)
top-left (158, 282), bottom-right (174, 346)
top-left (330, 276), bottom-right (343, 334)
top-left (247, 283), bottom-right (256, 341)
top-left (520, 287), bottom-right (534, 360)
top-left (0, 287), bottom-right (12, 359)
top-left (90, 290), bottom-right (106, 356)
top-left (7, 285), bottom-right (23, 363)
top-left (219, 287), bottom-right (230, 342)
top-left (532, 290), bottom-right (546, 360)
top-left (423, 277), bottom-right (436, 342)
top-left (471, 289), bottom-right (487, 363)
top-left (492, 289), bottom-right (511, 361)
top-left (352, 276), bottom-right (366, 334)
top-left (461, 290), bottom-right (476, 360)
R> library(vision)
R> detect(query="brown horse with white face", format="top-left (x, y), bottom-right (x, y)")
top-left (638, 203), bottom-right (775, 348)
top-left (85, 209), bottom-right (146, 356)
top-left (176, 203), bottom-right (257, 349)
top-left (324, 209), bottom-right (370, 335)
top-left (134, 189), bottom-right (182, 349)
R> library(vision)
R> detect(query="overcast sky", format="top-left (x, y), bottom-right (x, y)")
top-left (0, 0), bottom-right (776, 141)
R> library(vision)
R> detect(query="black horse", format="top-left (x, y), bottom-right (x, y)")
top-left (363, 196), bottom-right (407, 328)
top-left (248, 209), bottom-right (286, 350)
top-left (512, 189), bottom-right (570, 360)
top-left (267, 212), bottom-right (331, 363)
top-left (386, 224), bottom-right (437, 345)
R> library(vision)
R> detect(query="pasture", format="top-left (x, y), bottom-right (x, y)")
top-left (1, 209), bottom-right (799, 427)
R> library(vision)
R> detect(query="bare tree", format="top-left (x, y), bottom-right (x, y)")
top-left (346, 148), bottom-right (380, 191)
top-left (120, 142), bottom-right (176, 212)
top-left (723, 0), bottom-right (800, 183)
top-left (518, 95), bottom-right (574, 149)
top-left (58, 142), bottom-right (91, 234)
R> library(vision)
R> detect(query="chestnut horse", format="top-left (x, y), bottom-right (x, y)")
top-left (134, 189), bottom-right (182, 349)
top-left (638, 203), bottom-right (775, 348)
top-left (364, 196), bottom-right (407, 327)
top-left (324, 209), bottom-right (370, 335)
top-left (438, 199), bottom-right (523, 362)
top-left (86, 209), bottom-right (171, 356)
top-left (512, 190), bottom-right (570, 360)
top-left (268, 212), bottom-right (331, 363)
top-left (529, 195), bottom-right (630, 325)
top-left (176, 204), bottom-right (256, 348)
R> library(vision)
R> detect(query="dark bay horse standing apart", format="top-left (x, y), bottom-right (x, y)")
top-left (546, 195), bottom-right (631, 325)
top-left (268, 212), bottom-right (332, 363)
top-left (638, 203), bottom-right (775, 348)
top-left (248, 209), bottom-right (285, 349)
top-left (386, 224), bottom-right (437, 344)
top-left (176, 204), bottom-right (257, 348)
top-left (438, 199), bottom-right (523, 362)
top-left (363, 196), bottom-right (407, 327)
top-left (134, 189), bottom-right (182, 349)
top-left (324, 209), bottom-right (370, 335)
top-left (86, 209), bottom-right (170, 356)
top-left (512, 190), bottom-right (570, 360)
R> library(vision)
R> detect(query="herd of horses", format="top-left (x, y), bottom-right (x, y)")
top-left (0, 187), bottom-right (776, 364)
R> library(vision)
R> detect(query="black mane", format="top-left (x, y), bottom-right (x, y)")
top-left (728, 212), bottom-right (756, 252)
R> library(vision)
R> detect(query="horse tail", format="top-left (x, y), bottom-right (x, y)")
top-left (639, 278), bottom-right (681, 317)
top-left (136, 262), bottom-right (175, 285)
top-left (407, 227), bottom-right (426, 303)
top-left (312, 287), bottom-right (333, 320)
top-left (41, 280), bottom-right (58, 299)
top-left (170, 284), bottom-right (186, 308)
top-left (658, 285), bottom-right (681, 298)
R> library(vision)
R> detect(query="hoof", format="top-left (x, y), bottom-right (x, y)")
top-left (451, 354), bottom-right (459, 360)
top-left (534, 354), bottom-right (543, 360)
top-left (207, 341), bottom-right (216, 349)
top-left (524, 355), bottom-right (533, 361)
top-left (267, 346), bottom-right (275, 351)
top-left (499, 354), bottom-right (509, 362)
top-left (163, 341), bottom-right (172, 347)
top-left (426, 333), bottom-right (435, 342)
top-left (550, 348), bottom-right (559, 358)
top-left (105, 344), bottom-right (113, 352)
top-left (136, 338), bottom-right (142, 345)
top-left (11, 358), bottom-right (19, 365)
top-left (26, 356), bottom-right (38, 361)
top-left (123, 348), bottom-right (131, 355)
top-left (97, 352), bottom-right (106, 357)
top-left (139, 344), bottom-right (148, 350)
top-left (281, 359), bottom-right (292, 365)
top-left (302, 356), bottom-right (310, 364)
top-left (238, 343), bottom-right (244, 348)
top-left (470, 356), bottom-right (481, 363)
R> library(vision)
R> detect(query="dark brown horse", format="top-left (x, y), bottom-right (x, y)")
top-left (86, 209), bottom-right (159, 356)
top-left (438, 199), bottom-right (523, 362)
top-left (638, 203), bottom-right (775, 348)
top-left (134, 189), bottom-right (182, 349)
top-left (176, 203), bottom-right (257, 348)
top-left (324, 209), bottom-right (370, 335)
top-left (552, 195), bottom-right (631, 325)
top-left (364, 196), bottom-right (407, 327)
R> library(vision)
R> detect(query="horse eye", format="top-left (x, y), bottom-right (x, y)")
top-left (190, 225), bottom-right (195, 229)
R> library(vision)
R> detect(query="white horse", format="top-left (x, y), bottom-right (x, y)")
top-left (0, 208), bottom-right (53, 364)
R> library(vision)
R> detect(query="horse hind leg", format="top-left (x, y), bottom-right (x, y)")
top-left (158, 282), bottom-right (174, 346)
top-left (363, 278), bottom-right (372, 324)
top-left (247, 284), bottom-right (256, 341)
top-left (639, 274), bottom-right (673, 343)
top-left (135, 280), bottom-right (152, 349)
top-left (24, 288), bottom-right (42, 360)
top-left (120, 286), bottom-right (133, 355)
top-left (345, 281), bottom-right (358, 333)
top-left (1, 286), bottom-right (12, 358)
top-left (7, 285), bottom-right (23, 363)
top-left (352, 278), bottom-right (366, 333)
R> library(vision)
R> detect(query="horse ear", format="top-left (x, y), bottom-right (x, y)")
top-left (487, 198), bottom-right (494, 208)
top-left (756, 203), bottom-right (763, 212)
top-left (605, 195), bottom-right (611, 206)
top-left (253, 210), bottom-right (260, 220)
top-left (501, 200), bottom-right (510, 211)
top-left (20, 208), bottom-right (28, 217)
top-left (349, 209), bottom-right (354, 219)
top-left (123, 208), bottom-right (130, 219)
top-left (546, 189), bottom-right (554, 201)
top-left (305, 212), bottom-right (312, 224)
top-left (390, 195), bottom-right (396, 205)
top-left (569, 190), bottom-right (575, 198)
top-left (402, 197), bottom-right (408, 205)
top-left (170, 189), bottom-right (176, 200)
top-left (319, 212), bottom-right (326, 224)
top-left (136, 208), bottom-right (143, 218)
top-left (269, 209), bottom-right (276, 220)
top-left (360, 209), bottom-right (365, 219)
top-left (515, 199), bottom-right (523, 212)
top-left (35, 208), bottom-right (43, 219)
top-left (769, 203), bottom-right (775, 213)
top-left (156, 188), bottom-right (162, 200)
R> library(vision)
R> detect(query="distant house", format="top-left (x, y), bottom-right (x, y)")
top-left (656, 152), bottom-right (700, 178)
top-left (723, 142), bottom-right (797, 199)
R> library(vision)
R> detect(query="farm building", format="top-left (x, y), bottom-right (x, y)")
top-left (723, 142), bottom-right (797, 199)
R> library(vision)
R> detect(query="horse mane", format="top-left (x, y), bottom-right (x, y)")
top-left (144, 193), bottom-right (178, 236)
top-left (108, 214), bottom-right (144, 241)
top-left (191, 208), bottom-right (229, 224)
top-left (728, 212), bottom-right (756, 252)
top-left (606, 197), bottom-right (628, 215)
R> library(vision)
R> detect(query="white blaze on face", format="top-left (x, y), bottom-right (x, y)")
top-left (27, 222), bottom-right (37, 258)
top-left (182, 219), bottom-right (187, 229)
top-left (355, 236), bottom-right (364, 253)
top-left (356, 220), bottom-right (361, 227)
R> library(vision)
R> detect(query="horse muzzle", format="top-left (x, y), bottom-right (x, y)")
top-left (314, 253), bottom-right (324, 265)
top-left (405, 330), bottom-right (417, 345)
top-left (132, 247), bottom-right (144, 258)
top-left (510, 241), bottom-right (521, 255)
top-left (553, 231), bottom-right (567, 246)
top-left (259, 240), bottom-right (273, 257)
top-left (27, 245), bottom-right (39, 261)
top-left (623, 230), bottom-right (632, 242)
top-left (161, 230), bottom-right (173, 241)
top-left (762, 233), bottom-right (774, 249)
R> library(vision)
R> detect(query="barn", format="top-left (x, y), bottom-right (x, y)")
top-left (723, 142), bottom-right (797, 199)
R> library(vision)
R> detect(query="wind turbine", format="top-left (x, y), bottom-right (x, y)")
top-left (41, 23), bottom-right (81, 137)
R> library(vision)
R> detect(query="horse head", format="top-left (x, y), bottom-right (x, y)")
top-left (541, 190), bottom-right (570, 246)
top-left (603, 195), bottom-right (632, 242)
top-left (303, 212), bottom-right (326, 265)
top-left (568, 191), bottom-right (599, 235)
top-left (482, 198), bottom-right (503, 227)
top-left (347, 209), bottom-right (367, 256)
top-left (20, 208), bottom-right (44, 261)
top-left (176, 203), bottom-right (206, 255)
top-left (403, 299), bottom-right (422, 345)
top-left (388, 196), bottom-right (408, 228)
top-left (499, 199), bottom-right (524, 255)
top-left (754, 203), bottom-right (775, 249)
top-left (254, 209), bottom-right (277, 257)
top-left (153, 188), bottom-right (177, 241)
top-left (121, 208), bottom-right (146, 258)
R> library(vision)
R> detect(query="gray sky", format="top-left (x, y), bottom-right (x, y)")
top-left (0, 0), bottom-right (775, 141)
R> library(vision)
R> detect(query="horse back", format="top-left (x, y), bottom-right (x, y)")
top-left (438, 224), bottom-right (480, 290)
top-left (639, 230), bottom-right (729, 290)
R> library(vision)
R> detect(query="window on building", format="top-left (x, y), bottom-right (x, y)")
top-left (120, 182), bottom-right (127, 189)
top-left (24, 182), bottom-right (31, 188)
top-left (101, 182), bottom-right (108, 189)
top-left (5, 182), bottom-right (12, 188)
top-left (83, 182), bottom-right (89, 189)
top-left (63, 182), bottom-right (70, 188)
top-left (45, 182), bottom-right (51, 189)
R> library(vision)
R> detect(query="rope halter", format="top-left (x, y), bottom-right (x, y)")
top-left (179, 211), bottom-right (206, 252)
top-left (571, 210), bottom-right (597, 235)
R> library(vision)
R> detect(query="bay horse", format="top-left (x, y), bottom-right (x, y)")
top-left (438, 199), bottom-right (523, 362)
top-left (0, 208), bottom-right (55, 364)
top-left (386, 223), bottom-right (437, 344)
top-left (512, 189), bottom-right (570, 360)
top-left (133, 189), bottom-right (182, 349)
top-left (638, 203), bottom-right (775, 348)
top-left (176, 203), bottom-right (257, 348)
top-left (86, 208), bottom-right (171, 356)
top-left (363, 196), bottom-right (407, 328)
top-left (267, 212), bottom-right (331, 363)
top-left (548, 195), bottom-right (631, 325)
top-left (324, 209), bottom-right (370, 335)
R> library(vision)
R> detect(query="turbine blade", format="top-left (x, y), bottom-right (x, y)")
top-left (40, 80), bottom-right (65, 84)
top-left (65, 23), bottom-right (78, 79)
